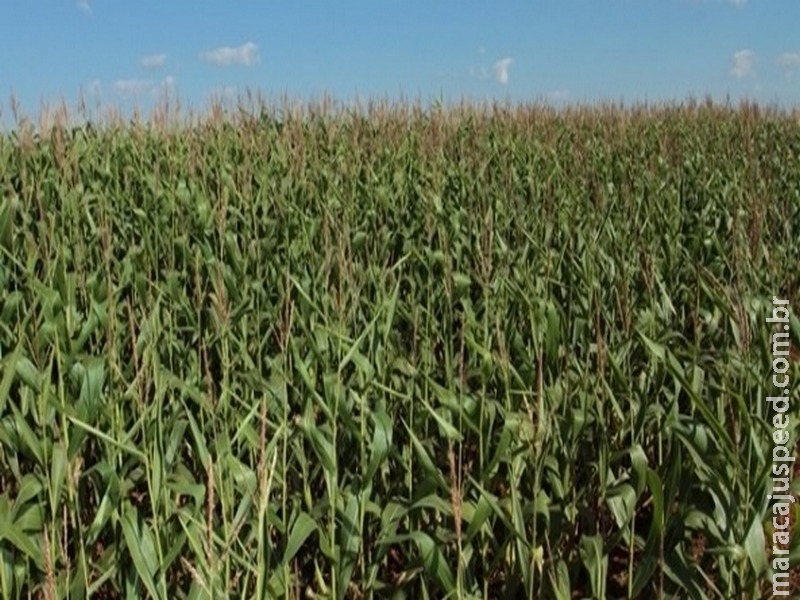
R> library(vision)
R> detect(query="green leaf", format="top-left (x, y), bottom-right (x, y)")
top-left (11, 474), bottom-right (42, 518)
top-left (120, 504), bottom-right (161, 599)
top-left (464, 494), bottom-right (493, 541)
top-left (15, 357), bottom-right (41, 393)
top-left (283, 511), bottom-right (317, 564)
top-left (336, 492), bottom-right (361, 599)
top-left (50, 443), bottom-right (68, 509)
top-left (364, 408), bottom-right (392, 483)
top-left (630, 469), bottom-right (665, 598)
top-left (579, 534), bottom-right (607, 600)
top-left (743, 515), bottom-right (766, 575)
top-left (410, 531), bottom-right (455, 593)
top-left (404, 421), bottom-right (448, 490)
top-left (605, 483), bottom-right (637, 529)
top-left (298, 417), bottom-right (336, 474)
top-left (0, 519), bottom-right (43, 570)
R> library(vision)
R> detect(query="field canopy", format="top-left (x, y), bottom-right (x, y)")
top-left (0, 99), bottom-right (798, 599)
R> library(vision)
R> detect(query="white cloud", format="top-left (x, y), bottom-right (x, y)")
top-left (207, 86), bottom-right (239, 104)
top-left (114, 79), bottom-right (153, 94)
top-left (114, 76), bottom-right (175, 96)
top-left (492, 57), bottom-right (513, 85)
top-left (777, 52), bottom-right (800, 71)
top-left (468, 65), bottom-right (489, 81)
top-left (209, 86), bottom-right (237, 98)
top-left (690, 0), bottom-right (746, 8)
top-left (201, 42), bottom-right (259, 66)
top-left (547, 90), bottom-right (570, 102)
top-left (140, 53), bottom-right (168, 69)
top-left (87, 79), bottom-right (102, 96)
top-left (77, 0), bottom-right (91, 15)
top-left (730, 49), bottom-right (755, 78)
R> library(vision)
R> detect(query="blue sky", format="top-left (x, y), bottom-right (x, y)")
top-left (2, 0), bottom-right (799, 120)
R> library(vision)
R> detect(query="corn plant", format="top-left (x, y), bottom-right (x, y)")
top-left (0, 97), bottom-right (797, 599)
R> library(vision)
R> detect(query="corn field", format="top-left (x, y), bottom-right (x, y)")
top-left (0, 99), bottom-right (798, 599)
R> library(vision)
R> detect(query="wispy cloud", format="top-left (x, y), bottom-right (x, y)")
top-left (114, 76), bottom-right (175, 95)
top-left (140, 53), bottom-right (168, 69)
top-left (207, 86), bottom-right (239, 104)
top-left (77, 0), bottom-right (91, 15)
top-left (696, 0), bottom-right (747, 6)
top-left (201, 42), bottom-right (259, 66)
top-left (691, 0), bottom-right (746, 8)
top-left (209, 86), bottom-right (237, 97)
top-left (730, 49), bottom-right (755, 78)
top-left (547, 90), bottom-right (570, 102)
top-left (86, 79), bottom-right (102, 96)
top-left (468, 65), bottom-right (488, 81)
top-left (777, 52), bottom-right (800, 72)
top-left (114, 79), bottom-right (153, 94)
top-left (468, 47), bottom-right (489, 82)
top-left (493, 57), bottom-right (513, 85)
